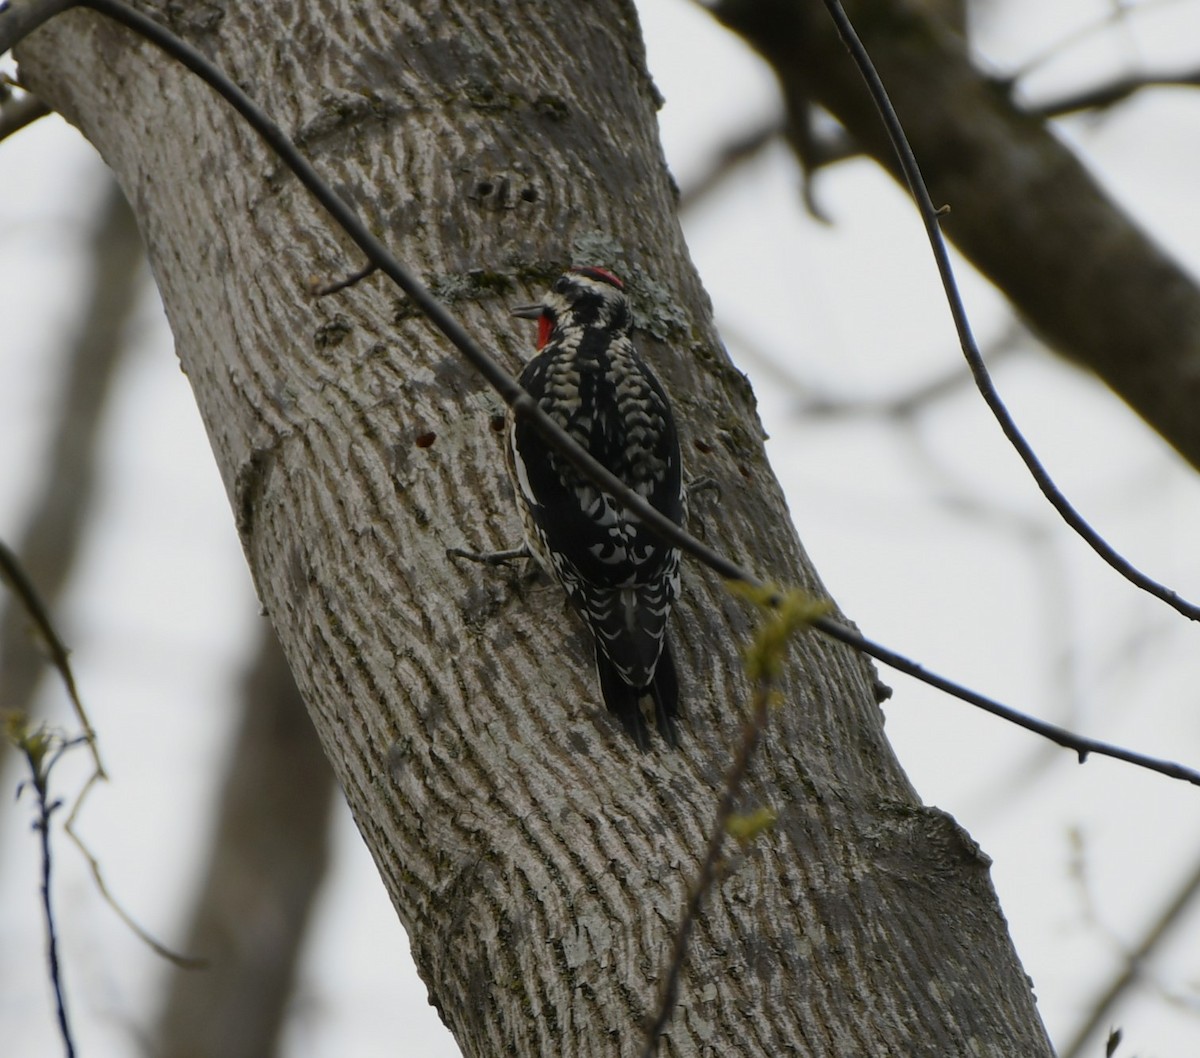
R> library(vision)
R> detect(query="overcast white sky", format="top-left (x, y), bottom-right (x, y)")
top-left (3, 1), bottom-right (1200, 1055)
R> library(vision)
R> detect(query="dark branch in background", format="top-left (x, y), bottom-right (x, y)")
top-left (676, 0), bottom-right (1194, 226)
top-left (0, 174), bottom-right (203, 968)
top-left (2, 1), bottom-right (1198, 790)
top-left (681, 0), bottom-right (962, 220)
top-left (677, 61), bottom-right (1200, 221)
top-left (819, 0), bottom-right (1200, 624)
top-left (0, 540), bottom-right (103, 777)
top-left (676, 113), bottom-right (857, 219)
top-left (155, 628), bottom-right (335, 1058)
top-left (1060, 845), bottom-right (1200, 1058)
top-left (998, 2), bottom-right (1200, 117)
top-left (0, 179), bottom-right (138, 774)
top-left (676, 119), bottom-right (778, 213)
top-left (712, 0), bottom-right (1200, 477)
top-left (719, 315), bottom-right (1025, 421)
top-left (1030, 68), bottom-right (1200, 119)
top-left (800, 340), bottom-right (1020, 420)
top-left (1006, 0), bottom-right (1175, 88)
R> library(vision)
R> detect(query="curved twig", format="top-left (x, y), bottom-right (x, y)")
top-left (821, 0), bottom-right (1200, 623)
top-left (0, 539), bottom-right (104, 778)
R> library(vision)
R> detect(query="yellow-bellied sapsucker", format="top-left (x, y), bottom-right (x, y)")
top-left (508, 267), bottom-right (683, 750)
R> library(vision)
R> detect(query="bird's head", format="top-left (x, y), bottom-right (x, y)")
top-left (513, 266), bottom-right (630, 349)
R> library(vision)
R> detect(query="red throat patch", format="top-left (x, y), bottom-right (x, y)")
top-left (537, 313), bottom-right (554, 350)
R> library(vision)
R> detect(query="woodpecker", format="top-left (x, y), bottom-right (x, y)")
top-left (507, 266), bottom-right (683, 750)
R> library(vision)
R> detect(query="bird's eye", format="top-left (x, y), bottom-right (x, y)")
top-left (553, 276), bottom-right (571, 294)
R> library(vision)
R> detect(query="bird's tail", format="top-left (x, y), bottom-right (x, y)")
top-left (649, 641), bottom-right (680, 748)
top-left (594, 640), bottom-right (680, 751)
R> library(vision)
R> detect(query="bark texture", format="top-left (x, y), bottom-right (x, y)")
top-left (17, 2), bottom-right (1052, 1055)
top-left (714, 0), bottom-right (1200, 472)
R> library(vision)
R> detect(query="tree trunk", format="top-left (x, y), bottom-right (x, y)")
top-left (16, 2), bottom-right (1053, 1054)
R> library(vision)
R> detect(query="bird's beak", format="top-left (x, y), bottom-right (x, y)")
top-left (511, 303), bottom-right (545, 320)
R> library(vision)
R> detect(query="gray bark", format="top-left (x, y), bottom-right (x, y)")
top-left (16, 2), bottom-right (1052, 1055)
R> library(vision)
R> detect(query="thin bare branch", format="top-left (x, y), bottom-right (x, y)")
top-left (819, 0), bottom-right (1200, 623)
top-left (720, 316), bottom-right (1025, 421)
top-left (7, 723), bottom-right (83, 1058)
top-left (677, 119), bottom-right (779, 213)
top-left (0, 540), bottom-right (103, 777)
top-left (62, 773), bottom-right (206, 968)
top-left (0, 179), bottom-right (138, 758)
top-left (813, 613), bottom-right (1200, 785)
top-left (1007, 0), bottom-right (1187, 86)
top-left (1060, 849), bottom-right (1200, 1058)
top-left (1030, 68), bottom-right (1200, 119)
